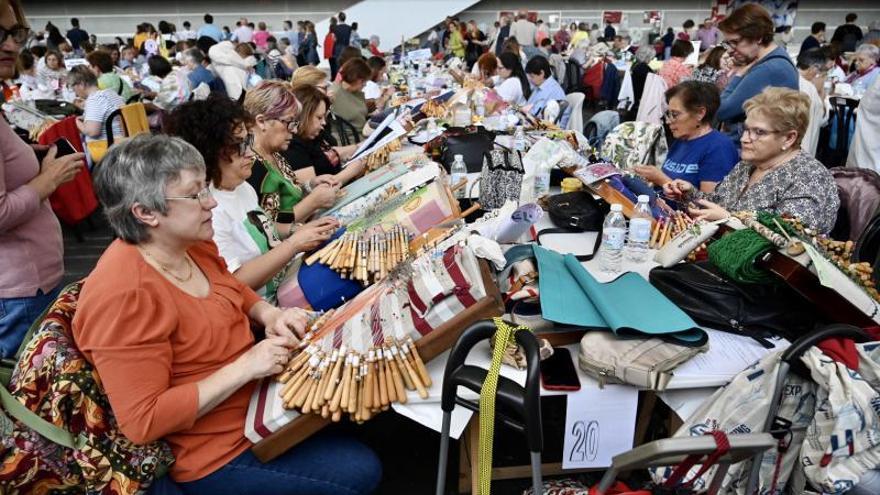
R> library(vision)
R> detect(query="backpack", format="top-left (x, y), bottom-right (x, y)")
top-left (0, 282), bottom-right (174, 494)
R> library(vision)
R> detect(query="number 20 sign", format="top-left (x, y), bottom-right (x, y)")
top-left (562, 385), bottom-right (638, 469)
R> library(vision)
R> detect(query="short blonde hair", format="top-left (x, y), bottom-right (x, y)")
top-left (243, 80), bottom-right (300, 120)
top-left (291, 65), bottom-right (328, 90)
top-left (743, 87), bottom-right (810, 147)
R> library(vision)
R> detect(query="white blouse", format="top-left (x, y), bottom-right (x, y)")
top-left (495, 77), bottom-right (526, 106)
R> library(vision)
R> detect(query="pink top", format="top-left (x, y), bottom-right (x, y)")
top-left (659, 57), bottom-right (693, 89)
top-left (0, 119), bottom-right (63, 298)
top-left (253, 30), bottom-right (271, 50)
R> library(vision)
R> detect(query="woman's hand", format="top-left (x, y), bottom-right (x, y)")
top-left (285, 219), bottom-right (336, 253)
top-left (687, 199), bottom-right (730, 222)
top-left (633, 165), bottom-right (670, 186)
top-left (309, 175), bottom-right (340, 189)
top-left (235, 337), bottom-right (296, 381)
top-left (308, 183), bottom-right (339, 209)
top-left (661, 179), bottom-right (693, 199)
top-left (28, 145), bottom-right (86, 200)
top-left (265, 307), bottom-right (310, 341)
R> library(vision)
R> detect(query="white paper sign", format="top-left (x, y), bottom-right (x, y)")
top-left (406, 48), bottom-right (433, 62)
top-left (562, 384), bottom-right (638, 469)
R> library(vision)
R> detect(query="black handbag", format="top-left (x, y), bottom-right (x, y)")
top-left (536, 191), bottom-right (610, 261)
top-left (478, 149), bottom-right (524, 210)
top-left (649, 261), bottom-right (824, 347)
top-left (440, 126), bottom-right (496, 173)
top-left (544, 191), bottom-right (609, 231)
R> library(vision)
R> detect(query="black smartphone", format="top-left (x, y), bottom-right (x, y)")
top-left (540, 347), bottom-right (581, 391)
top-left (53, 138), bottom-right (78, 158)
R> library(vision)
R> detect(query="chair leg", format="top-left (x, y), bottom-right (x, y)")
top-left (436, 412), bottom-right (452, 495)
top-left (530, 451), bottom-right (542, 495)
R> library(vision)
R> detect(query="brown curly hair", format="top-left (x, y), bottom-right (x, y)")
top-left (163, 95), bottom-right (254, 187)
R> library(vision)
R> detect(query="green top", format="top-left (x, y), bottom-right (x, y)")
top-left (97, 73), bottom-right (136, 102)
top-left (330, 83), bottom-right (368, 132)
top-left (247, 153), bottom-right (304, 225)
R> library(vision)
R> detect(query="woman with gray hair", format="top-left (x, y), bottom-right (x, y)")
top-left (846, 43), bottom-right (880, 95)
top-left (631, 45), bottom-right (656, 113)
top-left (73, 134), bottom-right (381, 494)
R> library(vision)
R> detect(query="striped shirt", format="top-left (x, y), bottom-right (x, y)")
top-left (83, 89), bottom-right (125, 142)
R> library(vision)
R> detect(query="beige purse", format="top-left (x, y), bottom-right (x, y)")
top-left (577, 331), bottom-right (708, 390)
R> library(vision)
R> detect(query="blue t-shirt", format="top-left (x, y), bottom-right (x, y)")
top-left (661, 130), bottom-right (739, 187)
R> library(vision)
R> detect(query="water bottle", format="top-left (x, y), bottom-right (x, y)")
top-left (599, 204), bottom-right (627, 274)
top-left (473, 91), bottom-right (486, 117)
top-left (450, 154), bottom-right (468, 199)
top-left (533, 161), bottom-right (551, 198)
top-left (513, 126), bottom-right (527, 152)
top-left (626, 195), bottom-right (652, 263)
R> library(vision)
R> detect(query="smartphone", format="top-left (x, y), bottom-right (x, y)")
top-left (540, 347), bottom-right (581, 391)
top-left (53, 138), bottom-right (78, 158)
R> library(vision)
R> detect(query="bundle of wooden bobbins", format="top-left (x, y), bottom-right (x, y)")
top-left (364, 138), bottom-right (402, 172)
top-left (649, 211), bottom-right (701, 250)
top-left (304, 226), bottom-right (412, 285)
top-left (275, 303), bottom-right (433, 423)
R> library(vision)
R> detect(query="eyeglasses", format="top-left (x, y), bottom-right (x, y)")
top-left (720, 37), bottom-right (743, 51)
top-left (234, 133), bottom-right (254, 156)
top-left (275, 117), bottom-right (300, 132)
top-left (165, 187), bottom-right (214, 208)
top-left (664, 110), bottom-right (685, 122)
top-left (0, 25), bottom-right (30, 44)
top-left (742, 126), bottom-right (780, 141)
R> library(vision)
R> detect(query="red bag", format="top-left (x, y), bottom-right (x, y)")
top-left (582, 61), bottom-right (605, 102)
top-left (37, 117), bottom-right (98, 225)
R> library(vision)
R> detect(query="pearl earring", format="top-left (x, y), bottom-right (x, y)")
top-left (782, 146), bottom-right (788, 151)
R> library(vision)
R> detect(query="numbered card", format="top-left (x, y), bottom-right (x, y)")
top-left (562, 384), bottom-right (638, 469)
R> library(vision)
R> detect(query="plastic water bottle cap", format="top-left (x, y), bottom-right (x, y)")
top-left (610, 204), bottom-right (623, 212)
top-left (637, 195), bottom-right (650, 203)
top-left (454, 154), bottom-right (463, 161)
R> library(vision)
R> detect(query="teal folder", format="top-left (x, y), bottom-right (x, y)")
top-left (534, 245), bottom-right (706, 346)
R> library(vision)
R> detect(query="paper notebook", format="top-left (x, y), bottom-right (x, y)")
top-left (534, 245), bottom-right (707, 346)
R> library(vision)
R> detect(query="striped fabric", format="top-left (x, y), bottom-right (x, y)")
top-left (245, 244), bottom-right (487, 440)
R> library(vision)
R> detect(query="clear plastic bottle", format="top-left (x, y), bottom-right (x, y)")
top-left (533, 161), bottom-right (551, 198)
top-left (599, 204), bottom-right (627, 274)
top-left (450, 154), bottom-right (468, 199)
top-left (626, 195), bottom-right (653, 263)
top-left (473, 91), bottom-right (486, 117)
top-left (513, 126), bottom-right (527, 152)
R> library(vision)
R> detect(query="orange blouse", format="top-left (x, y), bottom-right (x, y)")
top-left (72, 240), bottom-right (262, 482)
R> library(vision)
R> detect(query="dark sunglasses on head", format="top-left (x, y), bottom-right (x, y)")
top-left (0, 25), bottom-right (30, 44)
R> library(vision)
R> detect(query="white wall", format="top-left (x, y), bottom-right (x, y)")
top-left (18, 0), bottom-right (880, 46)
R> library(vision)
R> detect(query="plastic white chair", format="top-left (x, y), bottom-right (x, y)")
top-left (565, 92), bottom-right (585, 132)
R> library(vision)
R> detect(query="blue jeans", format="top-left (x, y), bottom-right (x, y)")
top-left (0, 286), bottom-right (60, 359)
top-left (177, 433), bottom-right (381, 495)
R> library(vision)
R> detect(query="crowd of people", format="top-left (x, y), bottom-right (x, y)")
top-left (2, 1), bottom-right (880, 494)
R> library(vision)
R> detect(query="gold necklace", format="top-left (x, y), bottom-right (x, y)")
top-left (139, 248), bottom-right (194, 283)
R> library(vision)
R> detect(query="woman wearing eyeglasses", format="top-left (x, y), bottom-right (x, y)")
top-left (664, 87), bottom-right (839, 234)
top-left (0, 0), bottom-right (86, 359)
top-left (715, 4), bottom-right (798, 145)
top-left (634, 81), bottom-right (738, 194)
top-left (244, 81), bottom-right (340, 235)
top-left (74, 134), bottom-right (381, 494)
top-left (164, 95), bottom-right (338, 303)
